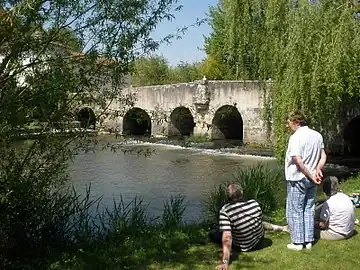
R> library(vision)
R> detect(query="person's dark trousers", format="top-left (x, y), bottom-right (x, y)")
top-left (208, 229), bottom-right (264, 251)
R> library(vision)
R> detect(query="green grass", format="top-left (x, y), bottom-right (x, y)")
top-left (46, 176), bottom-right (360, 270)
top-left (205, 165), bottom-right (286, 222)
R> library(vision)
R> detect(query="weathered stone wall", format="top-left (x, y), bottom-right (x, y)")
top-left (76, 79), bottom-right (360, 154)
top-left (205, 80), bottom-right (267, 143)
top-left (108, 79), bottom-right (271, 144)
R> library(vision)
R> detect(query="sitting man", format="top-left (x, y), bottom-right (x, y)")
top-left (210, 184), bottom-right (281, 270)
top-left (315, 176), bottom-right (355, 240)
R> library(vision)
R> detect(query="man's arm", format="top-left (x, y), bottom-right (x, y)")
top-left (315, 219), bottom-right (329, 230)
top-left (221, 231), bottom-right (232, 268)
top-left (315, 149), bottom-right (327, 179)
top-left (217, 210), bottom-right (232, 270)
top-left (222, 231), bottom-right (232, 262)
top-left (292, 155), bottom-right (318, 183)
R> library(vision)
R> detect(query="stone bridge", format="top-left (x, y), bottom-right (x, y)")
top-left (76, 78), bottom-right (270, 144)
top-left (75, 78), bottom-right (360, 155)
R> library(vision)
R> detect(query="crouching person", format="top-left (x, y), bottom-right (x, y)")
top-left (315, 176), bottom-right (355, 240)
top-left (209, 184), bottom-right (266, 270)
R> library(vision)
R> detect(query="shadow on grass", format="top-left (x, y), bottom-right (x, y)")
top-left (46, 225), bottom-right (213, 270)
top-left (46, 227), bottom-right (276, 270)
top-left (208, 237), bottom-right (273, 269)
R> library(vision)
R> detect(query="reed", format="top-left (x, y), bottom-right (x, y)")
top-left (205, 164), bottom-right (286, 222)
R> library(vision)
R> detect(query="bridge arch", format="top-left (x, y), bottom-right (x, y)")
top-left (169, 106), bottom-right (195, 136)
top-left (77, 107), bottom-right (96, 129)
top-left (211, 105), bottom-right (243, 140)
top-left (343, 116), bottom-right (360, 156)
top-left (123, 107), bottom-right (151, 136)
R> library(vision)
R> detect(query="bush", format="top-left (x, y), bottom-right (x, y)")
top-left (205, 164), bottom-right (286, 222)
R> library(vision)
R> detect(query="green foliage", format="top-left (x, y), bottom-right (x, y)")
top-left (26, 176), bottom-right (360, 269)
top-left (205, 0), bottom-right (360, 159)
top-left (131, 55), bottom-right (170, 86)
top-left (162, 195), bottom-right (187, 229)
top-left (269, 1), bottom-right (360, 160)
top-left (205, 164), bottom-right (285, 222)
top-left (183, 134), bottom-right (211, 146)
top-left (131, 55), bottom-right (202, 86)
top-left (104, 196), bottom-right (150, 238)
top-left (47, 27), bottom-right (84, 52)
top-left (41, 193), bottom-right (191, 269)
top-left (0, 0), bottom-right (182, 267)
top-left (168, 61), bottom-right (202, 83)
top-left (204, 0), bottom-right (267, 80)
top-left (202, 2), bottom-right (230, 79)
top-left (200, 55), bottom-right (228, 80)
top-left (47, 224), bottom-right (209, 270)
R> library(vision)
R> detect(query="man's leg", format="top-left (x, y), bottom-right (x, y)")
top-left (304, 180), bottom-right (316, 244)
top-left (263, 221), bottom-right (287, 231)
top-left (286, 180), bottom-right (306, 245)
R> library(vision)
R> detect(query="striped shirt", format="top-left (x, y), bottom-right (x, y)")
top-left (219, 199), bottom-right (264, 251)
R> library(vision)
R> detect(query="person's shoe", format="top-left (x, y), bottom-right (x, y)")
top-left (305, 243), bottom-right (312, 249)
top-left (287, 243), bottom-right (303, 251)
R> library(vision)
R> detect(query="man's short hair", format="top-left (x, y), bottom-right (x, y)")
top-left (323, 176), bottom-right (340, 197)
top-left (288, 110), bottom-right (307, 126)
top-left (227, 184), bottom-right (244, 202)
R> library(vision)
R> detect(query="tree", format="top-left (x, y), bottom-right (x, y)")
top-left (203, 2), bottom-right (229, 79)
top-left (132, 56), bottom-right (203, 86)
top-left (132, 55), bottom-right (170, 86)
top-left (168, 61), bottom-right (201, 83)
top-left (200, 55), bottom-right (228, 79)
top-left (205, 0), bottom-right (360, 160)
top-left (267, 0), bottom-right (360, 160)
top-left (47, 27), bottom-right (84, 52)
top-left (0, 0), bottom-right (181, 266)
top-left (204, 0), bottom-right (268, 80)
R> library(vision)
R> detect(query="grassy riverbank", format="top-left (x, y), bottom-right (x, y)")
top-left (41, 172), bottom-right (360, 270)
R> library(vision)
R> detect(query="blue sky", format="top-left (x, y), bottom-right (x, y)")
top-left (151, 0), bottom-right (218, 66)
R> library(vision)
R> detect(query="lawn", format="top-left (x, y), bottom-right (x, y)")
top-left (146, 177), bottom-right (360, 270)
top-left (48, 176), bottom-right (360, 270)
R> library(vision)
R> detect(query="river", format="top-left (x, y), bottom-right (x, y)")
top-left (68, 136), bottom-right (277, 222)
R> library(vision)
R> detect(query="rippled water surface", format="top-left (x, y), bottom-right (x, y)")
top-left (69, 137), bottom-right (277, 221)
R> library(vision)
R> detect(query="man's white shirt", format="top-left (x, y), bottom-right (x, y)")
top-left (285, 126), bottom-right (324, 181)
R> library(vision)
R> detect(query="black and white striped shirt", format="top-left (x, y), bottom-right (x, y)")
top-left (219, 199), bottom-right (264, 251)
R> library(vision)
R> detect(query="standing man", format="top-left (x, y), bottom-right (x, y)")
top-left (285, 110), bottom-right (327, 250)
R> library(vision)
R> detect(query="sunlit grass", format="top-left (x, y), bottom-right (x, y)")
top-left (46, 174), bottom-right (360, 270)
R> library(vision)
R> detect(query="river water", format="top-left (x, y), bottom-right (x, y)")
top-left (68, 136), bottom-right (277, 222)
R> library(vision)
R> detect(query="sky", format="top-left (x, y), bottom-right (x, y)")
top-left (151, 0), bottom-right (218, 66)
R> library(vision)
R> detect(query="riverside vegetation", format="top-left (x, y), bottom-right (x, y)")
top-left (4, 165), bottom-right (357, 269)
top-left (1, 0), bottom-right (360, 269)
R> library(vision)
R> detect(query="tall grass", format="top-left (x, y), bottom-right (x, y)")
top-left (205, 164), bottom-right (286, 222)
top-left (162, 195), bottom-right (187, 229)
top-left (0, 177), bottom-right (189, 269)
top-left (45, 194), bottom-right (191, 269)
